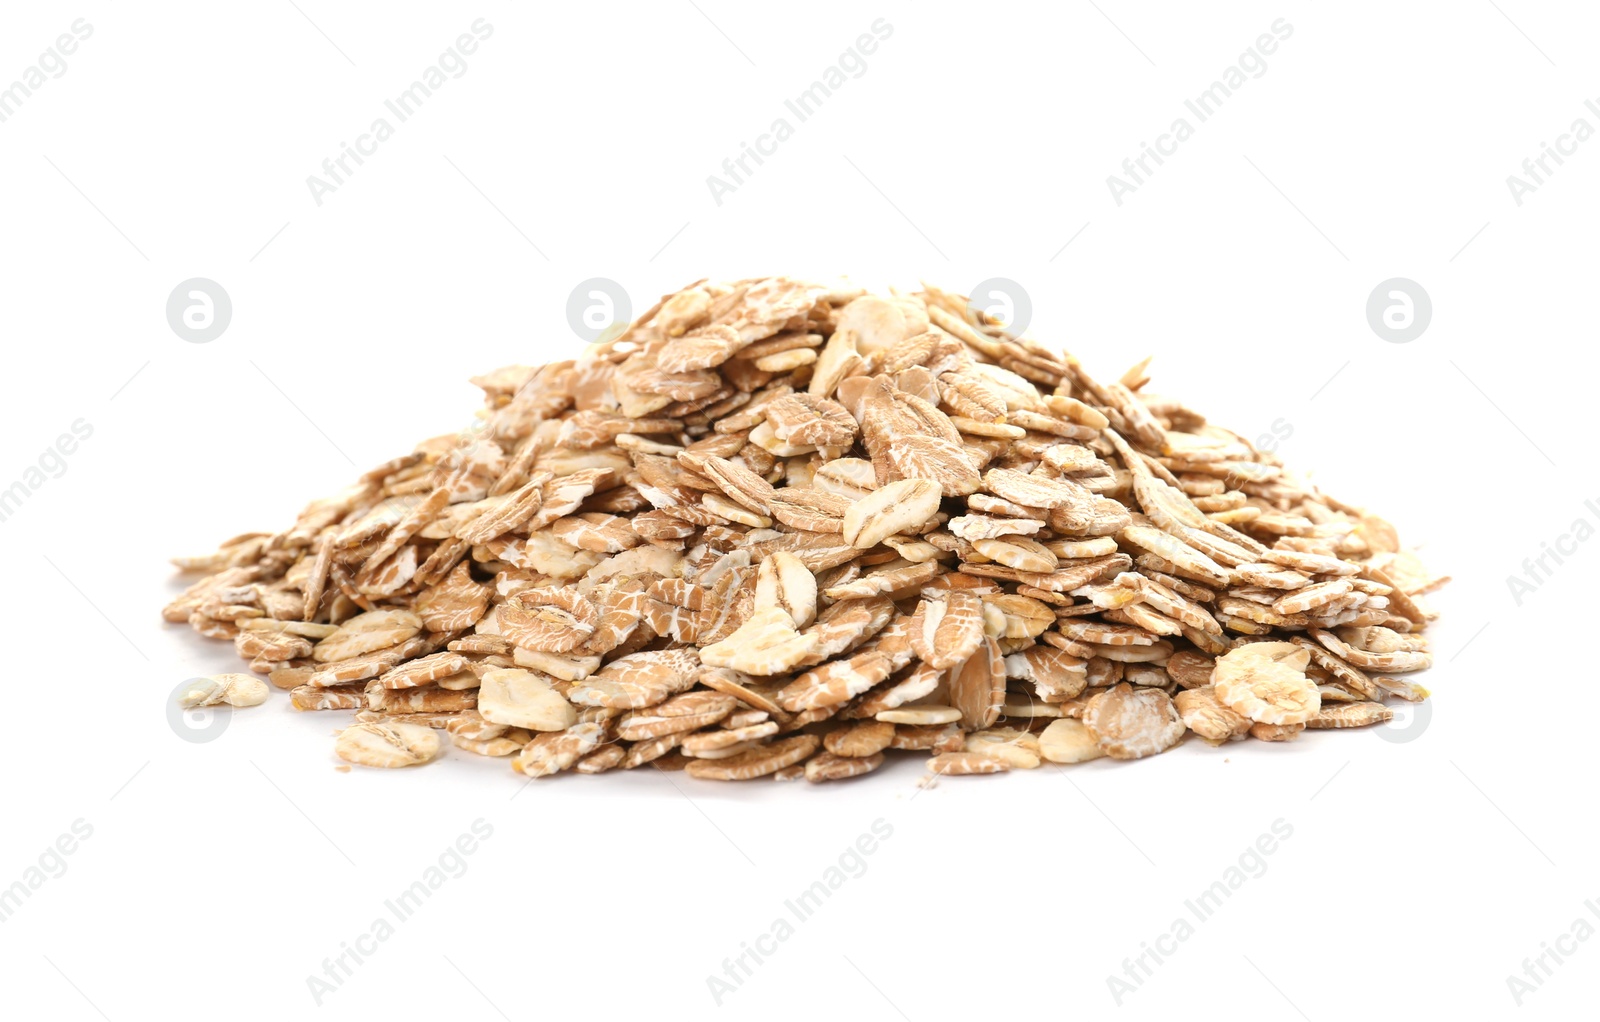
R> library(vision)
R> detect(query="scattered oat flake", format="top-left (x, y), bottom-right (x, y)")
top-left (335, 721), bottom-right (441, 768)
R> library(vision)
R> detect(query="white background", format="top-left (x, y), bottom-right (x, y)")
top-left (0, 2), bottom-right (1591, 1019)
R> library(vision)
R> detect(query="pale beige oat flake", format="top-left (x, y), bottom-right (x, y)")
top-left (179, 673), bottom-right (270, 708)
top-left (1212, 642), bottom-right (1320, 726)
top-left (335, 721), bottom-right (440, 768)
top-left (1038, 718), bottom-right (1105, 764)
top-left (1082, 684), bottom-right (1185, 760)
